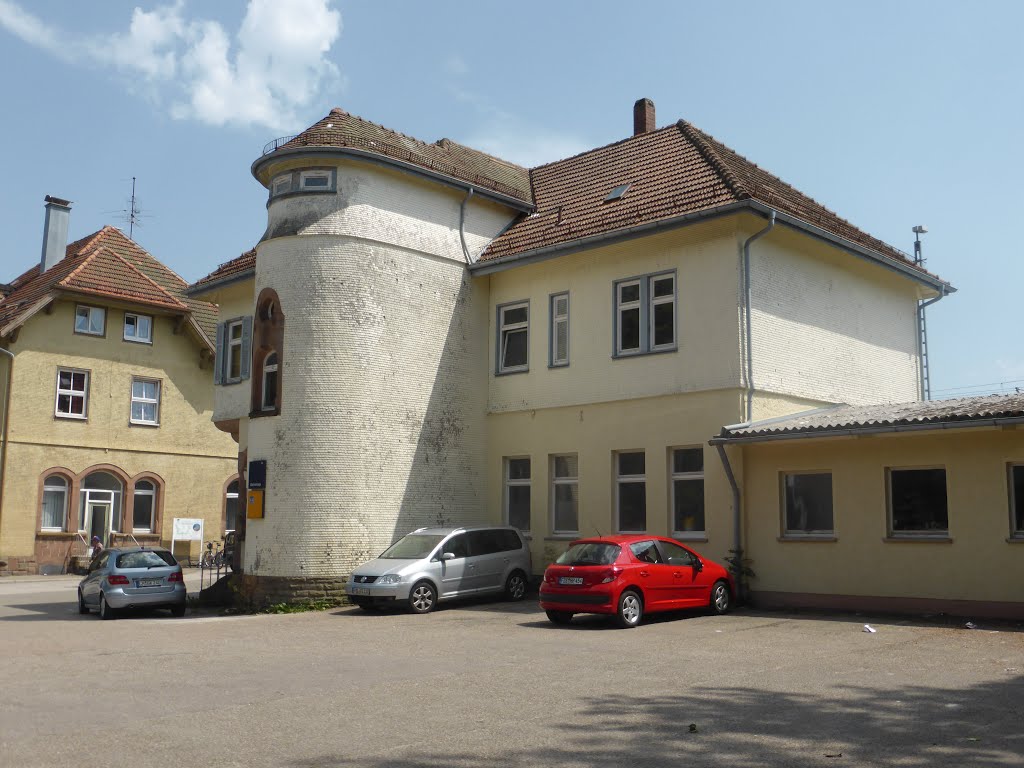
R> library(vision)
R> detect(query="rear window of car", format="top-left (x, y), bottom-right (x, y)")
top-left (116, 551), bottom-right (176, 569)
top-left (380, 534), bottom-right (445, 559)
top-left (555, 542), bottom-right (620, 566)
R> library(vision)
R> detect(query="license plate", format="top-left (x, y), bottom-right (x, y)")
top-left (137, 578), bottom-right (162, 587)
top-left (559, 576), bottom-right (584, 586)
top-left (350, 587), bottom-right (372, 596)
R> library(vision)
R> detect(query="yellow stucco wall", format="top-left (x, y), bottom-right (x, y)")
top-left (0, 299), bottom-right (237, 560)
top-left (487, 389), bottom-right (745, 571)
top-left (741, 427), bottom-right (1024, 605)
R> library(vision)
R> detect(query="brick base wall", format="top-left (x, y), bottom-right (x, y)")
top-left (0, 555), bottom-right (39, 576)
top-left (233, 573), bottom-right (348, 609)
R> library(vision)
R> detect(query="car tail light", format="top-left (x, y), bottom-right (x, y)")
top-left (107, 575), bottom-right (129, 585)
top-left (599, 569), bottom-right (619, 584)
top-left (167, 572), bottom-right (183, 583)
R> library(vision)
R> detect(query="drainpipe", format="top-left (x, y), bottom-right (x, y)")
top-left (715, 442), bottom-right (747, 603)
top-left (0, 347), bottom-right (12, 541)
top-left (459, 187), bottom-right (476, 265)
top-left (916, 288), bottom-right (948, 400)
top-left (742, 211), bottom-right (776, 422)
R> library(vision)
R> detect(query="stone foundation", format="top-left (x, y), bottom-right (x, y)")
top-left (0, 555), bottom-right (39, 576)
top-left (233, 573), bottom-right (348, 610)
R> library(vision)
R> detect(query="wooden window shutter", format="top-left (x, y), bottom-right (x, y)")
top-left (240, 316), bottom-right (253, 381)
top-left (214, 322), bottom-right (225, 385)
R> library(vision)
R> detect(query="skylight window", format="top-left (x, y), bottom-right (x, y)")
top-left (604, 183), bottom-right (631, 202)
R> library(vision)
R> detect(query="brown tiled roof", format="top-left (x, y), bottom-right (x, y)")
top-left (189, 248), bottom-right (256, 293)
top-left (266, 108), bottom-right (532, 203)
top-left (0, 226), bottom-right (218, 344)
top-left (713, 394), bottom-right (1024, 442)
top-left (479, 121), bottom-right (938, 283)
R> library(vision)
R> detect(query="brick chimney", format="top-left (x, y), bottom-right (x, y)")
top-left (40, 195), bottom-right (72, 273)
top-left (633, 98), bottom-right (655, 135)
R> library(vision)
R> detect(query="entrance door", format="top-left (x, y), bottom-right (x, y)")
top-left (87, 502), bottom-right (111, 546)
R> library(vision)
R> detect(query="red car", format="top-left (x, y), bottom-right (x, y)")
top-left (539, 535), bottom-right (734, 628)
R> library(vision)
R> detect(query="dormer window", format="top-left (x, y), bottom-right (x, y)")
top-left (74, 305), bottom-right (105, 336)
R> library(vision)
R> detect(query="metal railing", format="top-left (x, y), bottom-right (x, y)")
top-left (262, 135), bottom-right (298, 155)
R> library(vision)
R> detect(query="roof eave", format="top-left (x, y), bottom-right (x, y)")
top-left (186, 268), bottom-right (256, 298)
top-left (252, 146), bottom-right (534, 213)
top-left (0, 295), bottom-right (55, 339)
top-left (709, 415), bottom-right (1024, 445)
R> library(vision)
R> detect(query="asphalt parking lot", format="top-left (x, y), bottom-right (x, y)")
top-left (1, 574), bottom-right (1022, 768)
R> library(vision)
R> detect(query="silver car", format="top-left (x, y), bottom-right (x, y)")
top-left (78, 547), bottom-right (187, 619)
top-left (346, 526), bottom-right (532, 613)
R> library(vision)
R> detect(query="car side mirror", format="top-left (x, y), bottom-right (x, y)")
top-left (440, 552), bottom-right (455, 561)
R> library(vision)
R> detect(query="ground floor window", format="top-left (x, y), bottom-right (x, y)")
top-left (782, 472), bottom-right (834, 535)
top-left (888, 467), bottom-right (948, 536)
top-left (616, 451), bottom-right (646, 532)
top-left (132, 480), bottom-right (157, 533)
top-left (225, 479), bottom-right (240, 532)
top-left (671, 447), bottom-right (705, 537)
top-left (41, 475), bottom-right (69, 531)
top-left (504, 457), bottom-right (531, 531)
top-left (550, 454), bottom-right (578, 533)
top-left (1010, 464), bottom-right (1024, 537)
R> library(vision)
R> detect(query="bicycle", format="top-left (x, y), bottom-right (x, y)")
top-left (199, 540), bottom-right (225, 569)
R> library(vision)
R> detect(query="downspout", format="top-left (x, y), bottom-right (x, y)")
top-left (742, 211), bottom-right (776, 422)
top-left (0, 346), bottom-right (12, 542)
top-left (459, 187), bottom-right (476, 265)
top-left (715, 442), bottom-right (746, 604)
top-left (916, 288), bottom-right (948, 400)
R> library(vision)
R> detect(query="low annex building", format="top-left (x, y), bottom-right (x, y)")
top-left (0, 197), bottom-right (238, 574)
top-left (187, 98), bottom-right (1023, 617)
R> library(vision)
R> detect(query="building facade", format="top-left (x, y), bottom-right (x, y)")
top-left (0, 199), bottom-right (238, 574)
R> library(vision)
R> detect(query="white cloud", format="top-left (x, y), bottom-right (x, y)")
top-left (0, 0), bottom-right (342, 132)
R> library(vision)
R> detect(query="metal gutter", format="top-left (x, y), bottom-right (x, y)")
top-left (252, 146), bottom-right (534, 213)
top-left (741, 211), bottom-right (776, 422)
top-left (185, 269), bottom-right (256, 298)
top-left (0, 347), bottom-right (12, 539)
top-left (710, 415), bottom-right (1024, 446)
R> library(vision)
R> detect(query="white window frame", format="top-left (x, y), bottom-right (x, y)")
top-left (74, 305), bottom-right (105, 336)
top-left (272, 173), bottom-right (293, 196)
top-left (504, 456), bottom-right (531, 532)
top-left (670, 447), bottom-right (705, 539)
top-left (55, 368), bottom-right (89, 419)
top-left (227, 319), bottom-right (244, 382)
top-left (130, 377), bottom-right (161, 426)
top-left (781, 470), bottom-right (834, 538)
top-left (550, 454), bottom-right (579, 534)
top-left (123, 312), bottom-right (153, 344)
top-left (497, 301), bottom-right (529, 374)
top-left (299, 169), bottom-right (332, 190)
top-left (132, 480), bottom-right (156, 534)
top-left (549, 292), bottom-right (569, 367)
top-left (613, 271), bottom-right (677, 356)
top-left (615, 451), bottom-right (646, 533)
top-left (41, 475), bottom-right (69, 532)
top-left (1010, 464), bottom-right (1024, 539)
top-left (261, 352), bottom-right (278, 411)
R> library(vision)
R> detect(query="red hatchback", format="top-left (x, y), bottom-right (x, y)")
top-left (539, 535), bottom-right (734, 628)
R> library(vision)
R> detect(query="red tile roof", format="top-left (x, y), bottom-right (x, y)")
top-left (480, 121), bottom-right (937, 282)
top-left (0, 226), bottom-right (218, 344)
top-left (189, 248), bottom-right (256, 293)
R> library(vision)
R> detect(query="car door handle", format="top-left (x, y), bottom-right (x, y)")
top-left (639, 570), bottom-right (649, 578)
top-left (673, 572), bottom-right (683, 578)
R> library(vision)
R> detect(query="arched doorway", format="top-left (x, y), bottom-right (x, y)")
top-left (79, 471), bottom-right (124, 546)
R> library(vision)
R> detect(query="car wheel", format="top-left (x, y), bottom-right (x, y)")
top-left (408, 581), bottom-right (437, 614)
top-left (505, 570), bottom-right (527, 601)
top-left (170, 603), bottom-right (186, 617)
top-left (99, 594), bottom-right (116, 621)
top-left (616, 590), bottom-right (643, 628)
top-left (545, 610), bottom-right (573, 625)
top-left (710, 580), bottom-right (731, 615)
top-left (77, 589), bottom-right (89, 615)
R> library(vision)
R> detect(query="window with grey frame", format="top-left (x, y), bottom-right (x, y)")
top-left (616, 451), bottom-right (646, 532)
top-left (671, 447), bottom-right (705, 536)
top-left (887, 467), bottom-right (948, 536)
top-left (214, 317), bottom-right (252, 385)
top-left (614, 272), bottom-right (675, 355)
top-left (782, 472), bottom-right (834, 535)
top-left (551, 454), bottom-right (579, 533)
top-left (505, 457), bottom-right (531, 531)
top-left (497, 302), bottom-right (529, 374)
top-left (549, 292), bottom-right (569, 367)
top-left (1010, 464), bottom-right (1024, 537)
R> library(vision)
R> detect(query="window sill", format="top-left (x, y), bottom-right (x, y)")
top-left (672, 534), bottom-right (708, 543)
top-left (267, 188), bottom-right (337, 205)
top-left (249, 409), bottom-right (280, 419)
top-left (547, 362), bottom-right (570, 370)
top-left (883, 536), bottom-right (953, 544)
top-left (495, 367), bottom-right (529, 377)
top-left (129, 421), bottom-right (160, 428)
top-left (37, 531), bottom-right (76, 538)
top-left (123, 338), bottom-right (153, 345)
top-left (1006, 536), bottom-right (1024, 543)
top-left (55, 414), bottom-right (87, 421)
top-left (777, 535), bottom-right (837, 542)
top-left (612, 346), bottom-right (677, 360)
top-left (73, 331), bottom-right (105, 338)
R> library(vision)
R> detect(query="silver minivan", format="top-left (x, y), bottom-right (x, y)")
top-left (345, 526), bottom-right (532, 613)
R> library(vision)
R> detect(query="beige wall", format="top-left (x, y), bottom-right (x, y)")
top-left (741, 427), bottom-right (1024, 608)
top-left (195, 280), bottom-right (254, 425)
top-left (487, 389), bottom-right (745, 571)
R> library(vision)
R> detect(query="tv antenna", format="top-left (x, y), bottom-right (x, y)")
top-left (103, 177), bottom-right (150, 239)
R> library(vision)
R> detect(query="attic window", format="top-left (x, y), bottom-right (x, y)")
top-left (604, 184), bottom-right (631, 203)
top-left (272, 174), bottom-right (293, 196)
top-left (300, 170), bottom-right (331, 190)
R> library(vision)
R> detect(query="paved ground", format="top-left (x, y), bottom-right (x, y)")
top-left (1, 575), bottom-right (1022, 768)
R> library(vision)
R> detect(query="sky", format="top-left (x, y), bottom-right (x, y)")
top-left (1, 0), bottom-right (1022, 398)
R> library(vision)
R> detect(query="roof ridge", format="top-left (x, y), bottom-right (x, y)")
top-left (529, 123), bottom-right (680, 172)
top-left (322, 108), bottom-right (437, 152)
top-left (59, 246), bottom-right (188, 310)
top-left (69, 227), bottom-right (110, 258)
top-left (675, 120), bottom-right (750, 200)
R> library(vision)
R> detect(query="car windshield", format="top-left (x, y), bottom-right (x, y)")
top-left (116, 551), bottom-right (176, 569)
top-left (379, 534), bottom-right (446, 560)
top-left (555, 542), bottom-right (620, 566)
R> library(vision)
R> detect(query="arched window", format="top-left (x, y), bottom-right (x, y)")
top-left (225, 479), bottom-right (240, 533)
top-left (41, 474), bottom-right (69, 531)
top-left (80, 471), bottom-right (124, 539)
top-left (252, 288), bottom-right (284, 416)
top-left (133, 480), bottom-right (157, 533)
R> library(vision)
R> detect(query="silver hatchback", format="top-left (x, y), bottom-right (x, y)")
top-left (345, 526), bottom-right (532, 613)
top-left (78, 547), bottom-right (187, 619)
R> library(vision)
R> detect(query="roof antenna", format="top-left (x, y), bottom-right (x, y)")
top-left (127, 177), bottom-right (141, 239)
